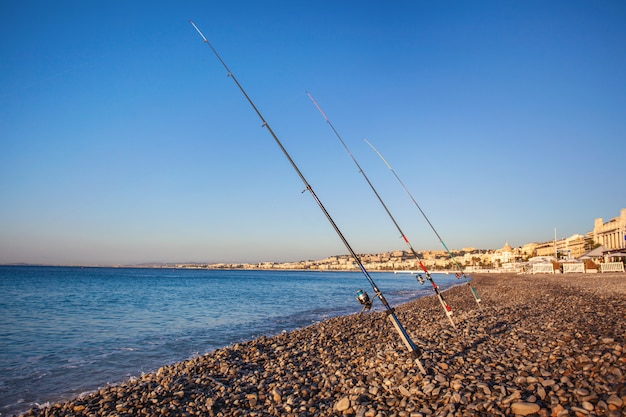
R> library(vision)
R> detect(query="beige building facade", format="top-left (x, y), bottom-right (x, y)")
top-left (528, 208), bottom-right (625, 259)
top-left (588, 208), bottom-right (626, 251)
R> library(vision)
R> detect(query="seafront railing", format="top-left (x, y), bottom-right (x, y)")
top-left (563, 263), bottom-right (585, 273)
top-left (599, 262), bottom-right (625, 273)
top-left (532, 263), bottom-right (555, 274)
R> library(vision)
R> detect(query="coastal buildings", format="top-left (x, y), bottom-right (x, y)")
top-left (533, 208), bottom-right (626, 259)
top-left (535, 234), bottom-right (586, 259)
top-left (588, 208), bottom-right (626, 251)
top-left (184, 208), bottom-right (626, 271)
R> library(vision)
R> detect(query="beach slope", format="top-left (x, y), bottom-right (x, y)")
top-left (21, 273), bottom-right (625, 416)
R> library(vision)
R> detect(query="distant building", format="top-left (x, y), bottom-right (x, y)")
top-left (521, 242), bottom-right (538, 258)
top-left (491, 241), bottom-right (515, 265)
top-left (557, 234), bottom-right (586, 259)
top-left (535, 241), bottom-right (556, 257)
top-left (531, 208), bottom-right (625, 259)
top-left (588, 208), bottom-right (626, 251)
top-left (534, 234), bottom-right (586, 259)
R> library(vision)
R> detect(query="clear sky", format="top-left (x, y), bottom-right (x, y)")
top-left (1, 1), bottom-right (624, 266)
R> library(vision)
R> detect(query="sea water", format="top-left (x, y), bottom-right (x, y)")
top-left (0, 266), bottom-right (460, 416)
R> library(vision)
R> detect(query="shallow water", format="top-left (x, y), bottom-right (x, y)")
top-left (0, 266), bottom-right (459, 416)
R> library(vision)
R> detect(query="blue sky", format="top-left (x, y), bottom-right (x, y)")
top-left (1, 1), bottom-right (624, 265)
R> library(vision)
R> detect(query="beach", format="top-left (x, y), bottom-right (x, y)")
top-left (19, 273), bottom-right (625, 417)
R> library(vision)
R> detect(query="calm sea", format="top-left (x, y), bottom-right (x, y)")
top-left (0, 266), bottom-right (459, 416)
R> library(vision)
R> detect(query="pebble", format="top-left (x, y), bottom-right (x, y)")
top-left (17, 273), bottom-right (626, 417)
top-left (582, 401), bottom-right (594, 411)
top-left (398, 386), bottom-right (411, 397)
top-left (511, 401), bottom-right (541, 415)
top-left (335, 397), bottom-right (351, 412)
top-left (607, 394), bottom-right (623, 407)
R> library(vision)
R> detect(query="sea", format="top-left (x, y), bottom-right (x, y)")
top-left (0, 265), bottom-right (461, 416)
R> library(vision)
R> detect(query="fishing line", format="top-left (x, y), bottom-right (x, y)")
top-left (189, 21), bottom-right (426, 372)
top-left (365, 139), bottom-right (482, 308)
top-left (306, 92), bottom-right (456, 329)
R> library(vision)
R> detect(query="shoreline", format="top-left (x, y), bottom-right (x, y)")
top-left (19, 273), bottom-right (626, 417)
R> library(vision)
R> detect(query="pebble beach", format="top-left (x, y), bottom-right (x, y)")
top-left (20, 273), bottom-right (625, 417)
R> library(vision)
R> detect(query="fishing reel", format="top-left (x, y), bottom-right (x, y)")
top-left (356, 289), bottom-right (372, 314)
top-left (416, 274), bottom-right (425, 285)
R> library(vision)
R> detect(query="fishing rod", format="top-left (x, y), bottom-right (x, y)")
top-left (189, 21), bottom-right (426, 372)
top-left (365, 139), bottom-right (482, 308)
top-left (306, 92), bottom-right (456, 328)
